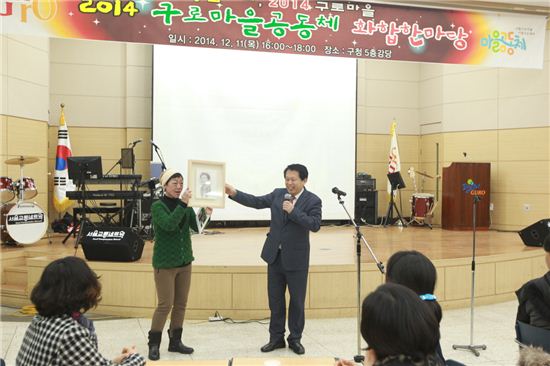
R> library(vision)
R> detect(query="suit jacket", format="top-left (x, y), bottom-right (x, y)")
top-left (232, 188), bottom-right (322, 271)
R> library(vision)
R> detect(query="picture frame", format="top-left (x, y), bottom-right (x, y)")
top-left (187, 159), bottom-right (226, 208)
top-left (194, 207), bottom-right (211, 234)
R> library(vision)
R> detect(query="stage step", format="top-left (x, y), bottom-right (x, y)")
top-left (1, 283), bottom-right (27, 297)
top-left (3, 267), bottom-right (27, 287)
top-left (1, 283), bottom-right (30, 308)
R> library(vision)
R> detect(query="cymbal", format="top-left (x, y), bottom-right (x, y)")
top-left (415, 171), bottom-right (434, 179)
top-left (4, 156), bottom-right (40, 165)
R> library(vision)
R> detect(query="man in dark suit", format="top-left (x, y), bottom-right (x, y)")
top-left (225, 164), bottom-right (322, 355)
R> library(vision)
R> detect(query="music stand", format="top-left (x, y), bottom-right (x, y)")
top-left (66, 156), bottom-right (103, 249)
top-left (382, 171), bottom-right (407, 227)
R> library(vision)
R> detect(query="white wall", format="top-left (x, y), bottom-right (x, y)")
top-left (1, 34), bottom-right (49, 121)
top-left (418, 29), bottom-right (550, 133)
top-left (358, 59), bottom-right (420, 135)
top-left (49, 38), bottom-right (152, 128)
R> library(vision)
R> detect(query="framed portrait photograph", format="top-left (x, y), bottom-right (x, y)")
top-left (187, 160), bottom-right (225, 208)
top-left (193, 207), bottom-right (211, 234)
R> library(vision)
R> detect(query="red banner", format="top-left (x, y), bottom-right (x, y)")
top-left (1, 0), bottom-right (547, 68)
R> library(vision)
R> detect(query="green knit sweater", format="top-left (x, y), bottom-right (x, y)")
top-left (151, 199), bottom-right (198, 269)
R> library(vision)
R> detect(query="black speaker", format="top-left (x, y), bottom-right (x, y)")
top-left (355, 191), bottom-right (378, 224)
top-left (518, 219), bottom-right (550, 247)
top-left (81, 227), bottom-right (144, 262)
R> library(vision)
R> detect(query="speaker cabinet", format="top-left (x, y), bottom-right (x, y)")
top-left (81, 227), bottom-right (144, 261)
top-left (356, 178), bottom-right (376, 192)
top-left (120, 148), bottom-right (134, 169)
top-left (355, 191), bottom-right (378, 225)
top-left (518, 219), bottom-right (550, 247)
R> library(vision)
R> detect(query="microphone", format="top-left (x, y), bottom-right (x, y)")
top-left (331, 187), bottom-right (347, 196)
top-left (283, 193), bottom-right (292, 216)
top-left (129, 138), bottom-right (142, 147)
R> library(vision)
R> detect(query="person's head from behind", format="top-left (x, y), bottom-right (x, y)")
top-left (544, 234), bottom-right (550, 270)
top-left (361, 283), bottom-right (440, 365)
top-left (284, 164), bottom-right (308, 196)
top-left (386, 250), bottom-right (442, 322)
top-left (31, 256), bottom-right (101, 317)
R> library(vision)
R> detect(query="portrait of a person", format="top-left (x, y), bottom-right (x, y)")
top-left (199, 172), bottom-right (212, 199)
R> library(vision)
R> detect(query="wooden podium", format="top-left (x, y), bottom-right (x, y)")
top-left (442, 162), bottom-right (490, 230)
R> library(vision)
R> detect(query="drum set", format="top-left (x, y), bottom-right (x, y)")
top-left (407, 167), bottom-right (438, 228)
top-left (1, 156), bottom-right (48, 245)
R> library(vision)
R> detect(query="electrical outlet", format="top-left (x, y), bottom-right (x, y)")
top-left (489, 203), bottom-right (494, 211)
top-left (523, 204), bottom-right (531, 212)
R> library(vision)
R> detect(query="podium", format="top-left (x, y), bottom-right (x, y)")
top-left (442, 162), bottom-right (490, 230)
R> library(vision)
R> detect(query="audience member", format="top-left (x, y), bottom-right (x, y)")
top-left (518, 346), bottom-right (550, 366)
top-left (336, 283), bottom-right (443, 366)
top-left (386, 250), bottom-right (444, 362)
top-left (16, 256), bottom-right (145, 366)
top-left (516, 234), bottom-right (550, 330)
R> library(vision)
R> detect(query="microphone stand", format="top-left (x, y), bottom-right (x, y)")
top-left (335, 193), bottom-right (384, 363)
top-left (105, 159), bottom-right (121, 175)
top-left (128, 141), bottom-right (139, 175)
top-left (452, 194), bottom-right (487, 356)
top-left (152, 143), bottom-right (167, 171)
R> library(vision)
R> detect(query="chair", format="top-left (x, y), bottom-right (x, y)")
top-left (516, 320), bottom-right (550, 352)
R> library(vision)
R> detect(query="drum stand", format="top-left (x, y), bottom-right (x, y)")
top-left (407, 210), bottom-right (434, 229)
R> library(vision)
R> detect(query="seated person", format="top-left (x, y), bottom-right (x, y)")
top-left (386, 250), bottom-right (444, 362)
top-left (337, 283), bottom-right (443, 366)
top-left (516, 234), bottom-right (550, 330)
top-left (16, 256), bottom-right (145, 366)
top-left (518, 346), bottom-right (550, 366)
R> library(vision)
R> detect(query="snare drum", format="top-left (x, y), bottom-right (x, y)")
top-left (3, 202), bottom-right (47, 244)
top-left (0, 177), bottom-right (15, 203)
top-left (13, 177), bottom-right (38, 200)
top-left (411, 193), bottom-right (435, 218)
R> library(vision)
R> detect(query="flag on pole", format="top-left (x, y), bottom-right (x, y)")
top-left (387, 121), bottom-right (401, 196)
top-left (53, 105), bottom-right (75, 212)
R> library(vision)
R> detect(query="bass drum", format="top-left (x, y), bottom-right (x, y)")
top-left (4, 202), bottom-right (48, 244)
top-left (411, 193), bottom-right (435, 219)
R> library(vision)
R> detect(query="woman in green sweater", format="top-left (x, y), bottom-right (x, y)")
top-left (147, 168), bottom-right (210, 361)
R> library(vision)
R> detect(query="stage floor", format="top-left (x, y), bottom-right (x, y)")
top-left (1, 224), bottom-right (535, 264)
top-left (1, 225), bottom-right (546, 318)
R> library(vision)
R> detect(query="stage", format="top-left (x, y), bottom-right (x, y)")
top-left (1, 225), bottom-right (545, 319)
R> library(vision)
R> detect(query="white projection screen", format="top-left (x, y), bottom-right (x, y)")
top-left (153, 45), bottom-right (356, 221)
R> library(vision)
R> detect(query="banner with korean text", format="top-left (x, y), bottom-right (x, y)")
top-left (1, 0), bottom-right (547, 68)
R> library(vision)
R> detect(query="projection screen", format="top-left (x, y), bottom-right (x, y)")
top-left (153, 45), bottom-right (356, 220)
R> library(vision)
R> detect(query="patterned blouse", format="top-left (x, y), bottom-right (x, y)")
top-left (16, 314), bottom-right (145, 366)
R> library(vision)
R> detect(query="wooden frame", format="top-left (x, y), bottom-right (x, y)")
top-left (187, 160), bottom-right (225, 208)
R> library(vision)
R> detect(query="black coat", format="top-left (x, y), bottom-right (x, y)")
top-left (516, 271), bottom-right (550, 330)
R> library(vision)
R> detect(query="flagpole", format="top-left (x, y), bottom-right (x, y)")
top-left (54, 104), bottom-right (77, 243)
